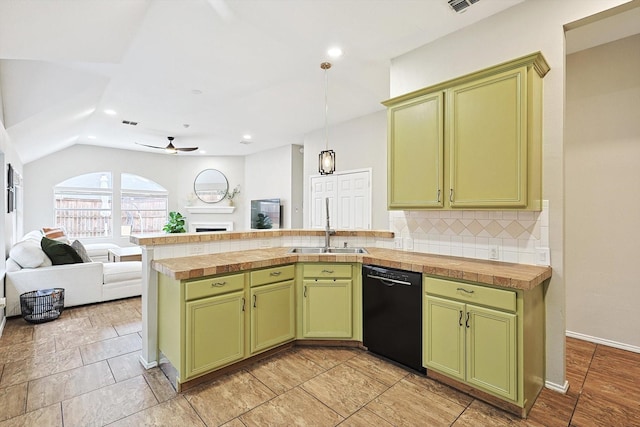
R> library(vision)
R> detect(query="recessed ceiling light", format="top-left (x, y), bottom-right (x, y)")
top-left (104, 109), bottom-right (117, 115)
top-left (242, 134), bottom-right (252, 140)
top-left (327, 47), bottom-right (343, 58)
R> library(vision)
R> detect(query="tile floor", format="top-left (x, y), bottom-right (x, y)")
top-left (1, 297), bottom-right (639, 426)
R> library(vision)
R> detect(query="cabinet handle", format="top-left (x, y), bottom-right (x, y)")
top-left (253, 294), bottom-right (257, 308)
top-left (449, 188), bottom-right (454, 203)
top-left (456, 287), bottom-right (474, 294)
top-left (304, 286), bottom-right (307, 297)
top-left (437, 189), bottom-right (441, 203)
top-left (321, 269), bottom-right (334, 274)
top-left (211, 281), bottom-right (226, 287)
top-left (459, 310), bottom-right (463, 326)
top-left (241, 298), bottom-right (245, 312)
top-left (269, 271), bottom-right (282, 276)
top-left (465, 312), bottom-right (470, 328)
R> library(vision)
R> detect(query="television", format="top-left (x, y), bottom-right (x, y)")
top-left (250, 199), bottom-right (282, 229)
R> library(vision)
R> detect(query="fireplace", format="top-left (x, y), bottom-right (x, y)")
top-left (189, 221), bottom-right (234, 233)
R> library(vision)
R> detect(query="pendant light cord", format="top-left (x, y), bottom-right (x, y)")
top-left (321, 62), bottom-right (331, 151)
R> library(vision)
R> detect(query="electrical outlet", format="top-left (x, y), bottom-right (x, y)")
top-left (394, 237), bottom-right (403, 249)
top-left (190, 244), bottom-right (204, 255)
top-left (536, 247), bottom-right (550, 265)
top-left (489, 244), bottom-right (500, 260)
top-left (0, 297), bottom-right (6, 308)
top-left (404, 238), bottom-right (414, 251)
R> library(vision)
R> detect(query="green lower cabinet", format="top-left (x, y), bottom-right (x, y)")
top-left (425, 294), bottom-right (517, 400)
top-left (465, 304), bottom-right (517, 400)
top-left (250, 280), bottom-right (295, 354)
top-left (185, 291), bottom-right (245, 379)
top-left (424, 296), bottom-right (466, 380)
top-left (424, 276), bottom-right (544, 416)
top-left (302, 279), bottom-right (352, 338)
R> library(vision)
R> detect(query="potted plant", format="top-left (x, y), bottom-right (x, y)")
top-left (163, 211), bottom-right (186, 233)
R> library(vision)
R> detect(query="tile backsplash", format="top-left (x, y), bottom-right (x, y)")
top-left (388, 201), bottom-right (550, 266)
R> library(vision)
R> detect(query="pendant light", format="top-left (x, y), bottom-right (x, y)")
top-left (318, 61), bottom-right (335, 175)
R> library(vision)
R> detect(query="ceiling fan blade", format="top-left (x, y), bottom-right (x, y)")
top-left (135, 142), bottom-right (164, 150)
top-left (175, 147), bottom-right (199, 152)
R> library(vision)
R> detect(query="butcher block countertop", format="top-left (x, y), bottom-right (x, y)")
top-left (152, 247), bottom-right (551, 291)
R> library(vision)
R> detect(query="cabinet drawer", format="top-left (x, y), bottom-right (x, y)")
top-left (303, 263), bottom-right (352, 279)
top-left (250, 264), bottom-right (295, 287)
top-left (185, 273), bottom-right (245, 301)
top-left (424, 276), bottom-right (516, 312)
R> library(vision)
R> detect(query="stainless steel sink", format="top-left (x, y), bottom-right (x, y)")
top-left (325, 247), bottom-right (367, 254)
top-left (288, 247), bottom-right (325, 254)
top-left (287, 247), bottom-right (367, 254)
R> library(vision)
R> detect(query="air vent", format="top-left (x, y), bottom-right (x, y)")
top-left (122, 120), bottom-right (138, 126)
top-left (448, 0), bottom-right (480, 13)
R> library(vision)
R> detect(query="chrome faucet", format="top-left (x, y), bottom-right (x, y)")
top-left (324, 197), bottom-right (335, 250)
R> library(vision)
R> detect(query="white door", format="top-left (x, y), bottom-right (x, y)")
top-left (310, 170), bottom-right (371, 230)
top-left (310, 175), bottom-right (337, 229)
top-left (337, 171), bottom-right (370, 229)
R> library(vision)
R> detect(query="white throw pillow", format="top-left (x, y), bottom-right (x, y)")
top-left (9, 239), bottom-right (48, 268)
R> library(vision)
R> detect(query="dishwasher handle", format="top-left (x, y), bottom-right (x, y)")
top-left (366, 274), bottom-right (412, 287)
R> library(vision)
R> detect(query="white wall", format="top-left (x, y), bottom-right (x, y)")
top-left (24, 144), bottom-right (246, 243)
top-left (244, 144), bottom-right (304, 229)
top-left (388, 0), bottom-right (629, 389)
top-left (303, 110), bottom-right (387, 229)
top-left (565, 34), bottom-right (640, 350)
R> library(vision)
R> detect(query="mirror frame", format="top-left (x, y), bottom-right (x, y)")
top-left (193, 169), bottom-right (229, 204)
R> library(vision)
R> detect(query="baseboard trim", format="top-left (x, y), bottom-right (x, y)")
top-left (138, 355), bottom-right (158, 369)
top-left (566, 330), bottom-right (640, 354)
top-left (545, 379), bottom-right (569, 394)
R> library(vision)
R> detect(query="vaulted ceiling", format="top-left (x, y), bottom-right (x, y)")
top-left (0, 0), bottom-right (528, 163)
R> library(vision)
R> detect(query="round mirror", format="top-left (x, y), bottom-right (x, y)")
top-left (194, 169), bottom-right (228, 203)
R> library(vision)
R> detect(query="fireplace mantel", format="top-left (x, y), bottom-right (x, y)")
top-left (184, 205), bottom-right (235, 214)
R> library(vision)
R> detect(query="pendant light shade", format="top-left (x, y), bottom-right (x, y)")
top-left (319, 149), bottom-right (335, 175)
top-left (318, 61), bottom-right (335, 175)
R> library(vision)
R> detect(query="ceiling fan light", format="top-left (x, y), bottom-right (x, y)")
top-left (319, 150), bottom-right (335, 175)
top-left (165, 147), bottom-right (177, 154)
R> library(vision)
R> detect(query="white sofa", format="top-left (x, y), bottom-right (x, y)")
top-left (4, 233), bottom-right (142, 317)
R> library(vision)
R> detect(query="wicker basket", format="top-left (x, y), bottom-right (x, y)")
top-left (20, 288), bottom-right (65, 324)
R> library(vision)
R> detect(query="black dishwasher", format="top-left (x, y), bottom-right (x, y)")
top-left (362, 265), bottom-right (424, 373)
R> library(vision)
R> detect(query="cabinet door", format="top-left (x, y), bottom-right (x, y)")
top-left (250, 280), bottom-right (295, 354)
top-left (448, 67), bottom-right (528, 208)
top-left (302, 280), bottom-right (352, 338)
top-left (424, 295), bottom-right (465, 380)
top-left (185, 291), bottom-right (245, 379)
top-left (466, 304), bottom-right (517, 400)
top-left (388, 92), bottom-right (444, 209)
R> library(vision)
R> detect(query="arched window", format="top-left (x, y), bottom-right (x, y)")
top-left (121, 173), bottom-right (168, 235)
top-left (54, 172), bottom-right (168, 238)
top-left (54, 172), bottom-right (113, 238)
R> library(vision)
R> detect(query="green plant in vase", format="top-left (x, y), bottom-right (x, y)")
top-left (163, 211), bottom-right (186, 233)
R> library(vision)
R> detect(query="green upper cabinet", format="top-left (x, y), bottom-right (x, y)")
top-left (387, 92), bottom-right (444, 209)
top-left (448, 67), bottom-right (527, 208)
top-left (384, 52), bottom-right (549, 210)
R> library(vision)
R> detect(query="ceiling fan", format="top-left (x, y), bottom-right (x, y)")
top-left (135, 136), bottom-right (199, 154)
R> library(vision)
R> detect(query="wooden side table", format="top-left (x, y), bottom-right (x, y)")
top-left (108, 246), bottom-right (142, 262)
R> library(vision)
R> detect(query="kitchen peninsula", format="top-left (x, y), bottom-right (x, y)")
top-left (132, 229), bottom-right (551, 416)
